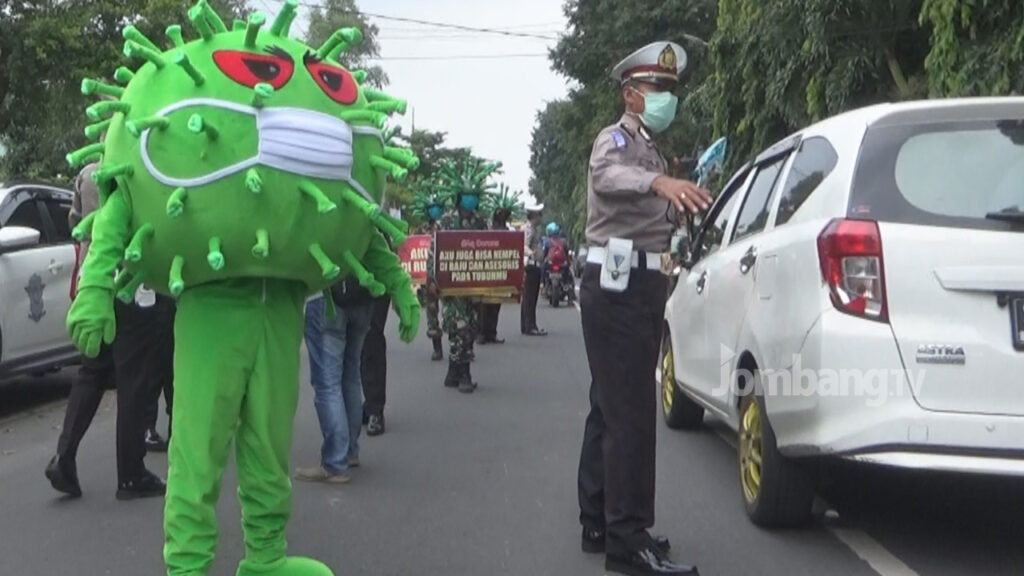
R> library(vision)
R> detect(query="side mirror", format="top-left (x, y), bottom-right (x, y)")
top-left (0, 226), bottom-right (41, 253)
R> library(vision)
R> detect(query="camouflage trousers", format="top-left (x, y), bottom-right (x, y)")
top-left (418, 287), bottom-right (442, 339)
top-left (442, 297), bottom-right (479, 363)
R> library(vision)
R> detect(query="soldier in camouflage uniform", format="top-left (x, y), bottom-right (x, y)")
top-left (428, 159), bottom-right (501, 393)
top-left (410, 180), bottom-right (447, 361)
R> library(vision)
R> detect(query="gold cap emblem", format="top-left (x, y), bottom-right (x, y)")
top-left (658, 44), bottom-right (677, 72)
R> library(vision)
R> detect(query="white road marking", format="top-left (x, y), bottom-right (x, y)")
top-left (827, 525), bottom-right (922, 576)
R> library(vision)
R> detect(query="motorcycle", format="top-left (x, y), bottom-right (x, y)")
top-left (546, 262), bottom-right (575, 308)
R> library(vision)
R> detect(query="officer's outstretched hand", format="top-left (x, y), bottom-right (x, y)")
top-left (67, 286), bottom-right (116, 358)
top-left (653, 176), bottom-right (712, 214)
top-left (392, 287), bottom-right (422, 343)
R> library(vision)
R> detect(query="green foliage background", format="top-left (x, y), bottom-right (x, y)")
top-left (530, 0), bottom-right (1024, 245)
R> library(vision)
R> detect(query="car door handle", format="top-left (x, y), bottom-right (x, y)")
top-left (739, 247), bottom-right (757, 275)
top-left (696, 271), bottom-right (707, 295)
top-left (48, 260), bottom-right (64, 275)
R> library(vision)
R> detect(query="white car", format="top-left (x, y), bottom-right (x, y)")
top-left (660, 98), bottom-right (1024, 527)
top-left (0, 183), bottom-right (79, 377)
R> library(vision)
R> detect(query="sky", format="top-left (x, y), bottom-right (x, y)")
top-left (256, 0), bottom-right (572, 199)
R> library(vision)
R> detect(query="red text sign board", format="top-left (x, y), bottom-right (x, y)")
top-left (397, 234), bottom-right (432, 285)
top-left (434, 230), bottom-right (525, 300)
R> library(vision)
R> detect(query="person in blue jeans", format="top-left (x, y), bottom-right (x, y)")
top-left (295, 278), bottom-right (375, 484)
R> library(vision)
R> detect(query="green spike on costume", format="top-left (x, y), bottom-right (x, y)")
top-left (252, 229), bottom-right (270, 259)
top-left (166, 25), bottom-right (185, 48)
top-left (84, 119), bottom-right (112, 140)
top-left (86, 100), bottom-right (131, 121)
top-left (114, 67), bottom-right (135, 85)
top-left (123, 25), bottom-right (160, 53)
top-left (298, 180), bottom-right (337, 214)
top-left (352, 70), bottom-right (368, 83)
top-left (167, 187), bottom-right (188, 218)
top-left (245, 168), bottom-right (262, 193)
top-left (71, 212), bottom-right (97, 241)
top-left (309, 243), bottom-right (341, 280)
top-left (67, 143), bottom-right (106, 168)
top-left (174, 51), bottom-right (206, 86)
top-left (117, 273), bottom-right (147, 304)
top-left (369, 156), bottom-right (408, 181)
top-left (245, 12), bottom-right (267, 48)
top-left (342, 251), bottom-right (385, 296)
top-left (269, 0), bottom-right (298, 37)
top-left (189, 4), bottom-right (215, 40)
top-left (317, 28), bottom-right (362, 61)
top-left (188, 113), bottom-right (218, 139)
top-left (251, 83), bottom-right (273, 108)
top-left (367, 100), bottom-right (407, 115)
top-left (168, 255), bottom-right (185, 296)
top-left (337, 109), bottom-right (386, 128)
top-left (125, 223), bottom-right (155, 262)
top-left (207, 237), bottom-right (225, 270)
top-left (232, 19), bottom-right (246, 32)
top-left (126, 116), bottom-right (170, 137)
top-left (195, 0), bottom-right (228, 33)
top-left (124, 40), bottom-right (167, 68)
top-left (383, 147), bottom-right (420, 170)
top-left (81, 79), bottom-right (125, 98)
top-left (93, 163), bottom-right (134, 187)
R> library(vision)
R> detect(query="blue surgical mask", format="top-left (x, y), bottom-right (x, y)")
top-left (633, 89), bottom-right (679, 133)
top-left (459, 194), bottom-right (479, 211)
top-left (428, 205), bottom-right (443, 221)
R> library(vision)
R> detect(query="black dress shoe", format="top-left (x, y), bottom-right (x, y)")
top-left (45, 454), bottom-right (82, 498)
top-left (366, 414), bottom-right (385, 436)
top-left (116, 470), bottom-right (166, 501)
top-left (582, 528), bottom-right (670, 554)
top-left (605, 545), bottom-right (698, 576)
top-left (145, 428), bottom-right (168, 453)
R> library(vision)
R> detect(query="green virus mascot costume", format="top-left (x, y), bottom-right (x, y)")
top-left (428, 159), bottom-right (501, 393)
top-left (64, 2), bottom-right (421, 574)
top-left (410, 178), bottom-right (448, 360)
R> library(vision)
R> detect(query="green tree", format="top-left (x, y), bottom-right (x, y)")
top-left (305, 0), bottom-right (386, 88)
top-left (0, 0), bottom-right (246, 181)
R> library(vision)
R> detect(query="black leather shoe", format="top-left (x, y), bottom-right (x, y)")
top-left (116, 470), bottom-right (166, 501)
top-left (366, 414), bottom-right (385, 436)
top-left (605, 546), bottom-right (698, 576)
top-left (582, 528), bottom-right (670, 555)
top-left (145, 428), bottom-right (168, 453)
top-left (45, 454), bottom-right (82, 498)
top-left (431, 337), bottom-right (444, 361)
top-left (444, 361), bottom-right (460, 388)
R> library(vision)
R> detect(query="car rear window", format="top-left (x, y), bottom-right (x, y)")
top-left (851, 118), bottom-right (1024, 231)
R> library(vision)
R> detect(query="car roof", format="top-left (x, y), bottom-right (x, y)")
top-left (0, 182), bottom-right (73, 200)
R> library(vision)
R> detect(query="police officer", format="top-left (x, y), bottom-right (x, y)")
top-left (576, 42), bottom-right (710, 576)
top-left (520, 203), bottom-right (547, 336)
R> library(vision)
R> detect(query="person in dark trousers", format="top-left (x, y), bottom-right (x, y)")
top-left (576, 42), bottom-right (711, 576)
top-left (520, 203), bottom-right (547, 336)
top-left (143, 366), bottom-right (174, 452)
top-left (478, 186), bottom-right (523, 344)
top-left (361, 294), bottom-right (390, 436)
top-left (45, 163), bottom-right (171, 500)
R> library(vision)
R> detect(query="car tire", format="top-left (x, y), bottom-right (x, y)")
top-left (660, 329), bottom-right (704, 430)
top-left (739, 387), bottom-right (815, 527)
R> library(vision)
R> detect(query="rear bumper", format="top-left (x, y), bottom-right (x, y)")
top-left (765, 308), bottom-right (1024, 476)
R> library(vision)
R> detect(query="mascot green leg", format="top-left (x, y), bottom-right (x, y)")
top-left (164, 278), bottom-right (332, 576)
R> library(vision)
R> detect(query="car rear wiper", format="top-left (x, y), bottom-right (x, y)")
top-left (985, 209), bottom-right (1024, 224)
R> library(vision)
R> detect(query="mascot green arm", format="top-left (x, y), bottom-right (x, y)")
top-left (66, 190), bottom-right (133, 357)
top-left (362, 231), bottom-right (420, 343)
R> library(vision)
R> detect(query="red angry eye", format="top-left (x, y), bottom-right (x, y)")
top-left (306, 61), bottom-right (358, 105)
top-left (213, 50), bottom-right (294, 90)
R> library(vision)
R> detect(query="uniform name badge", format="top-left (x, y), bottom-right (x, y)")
top-left (600, 238), bottom-right (633, 293)
top-left (135, 285), bottom-right (157, 308)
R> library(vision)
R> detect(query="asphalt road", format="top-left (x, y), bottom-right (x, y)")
top-left (1, 302), bottom-right (1022, 575)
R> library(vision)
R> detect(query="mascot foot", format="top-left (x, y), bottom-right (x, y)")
top-left (237, 556), bottom-right (334, 576)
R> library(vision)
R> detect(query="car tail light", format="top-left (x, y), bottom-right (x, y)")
top-left (817, 219), bottom-right (888, 322)
top-left (552, 265), bottom-right (560, 272)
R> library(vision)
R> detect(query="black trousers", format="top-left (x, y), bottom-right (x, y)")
top-left (521, 265), bottom-right (541, 333)
top-left (361, 295), bottom-right (390, 419)
top-left (479, 303), bottom-right (501, 340)
top-left (577, 264), bottom-right (668, 556)
top-left (56, 296), bottom-right (175, 484)
top-left (144, 341), bottom-right (175, 435)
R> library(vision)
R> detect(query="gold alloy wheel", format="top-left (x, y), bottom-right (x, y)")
top-left (740, 399), bottom-right (764, 504)
top-left (662, 342), bottom-right (675, 414)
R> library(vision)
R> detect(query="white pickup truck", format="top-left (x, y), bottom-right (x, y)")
top-left (0, 182), bottom-right (79, 377)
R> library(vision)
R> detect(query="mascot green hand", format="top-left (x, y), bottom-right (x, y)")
top-left (65, 1), bottom-right (418, 574)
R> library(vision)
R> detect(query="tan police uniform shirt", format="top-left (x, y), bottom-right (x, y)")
top-left (585, 113), bottom-right (675, 253)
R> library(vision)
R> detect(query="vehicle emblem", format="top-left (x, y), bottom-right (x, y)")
top-left (26, 273), bottom-right (46, 322)
top-left (916, 344), bottom-right (965, 365)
